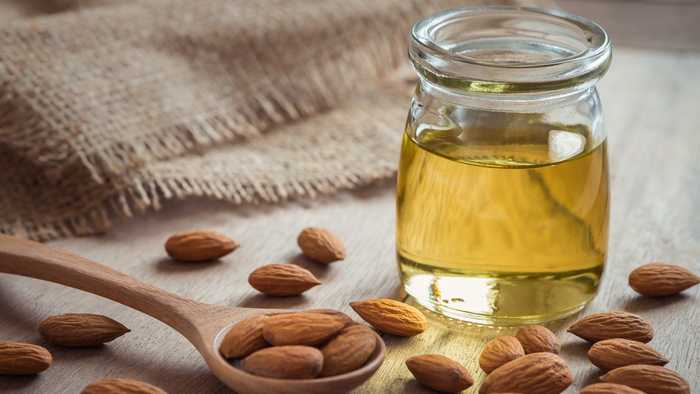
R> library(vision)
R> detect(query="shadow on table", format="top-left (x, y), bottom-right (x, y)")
top-left (236, 293), bottom-right (310, 310)
top-left (288, 253), bottom-right (332, 280)
top-left (153, 257), bottom-right (224, 273)
top-left (621, 293), bottom-right (691, 313)
top-left (0, 283), bottom-right (40, 333)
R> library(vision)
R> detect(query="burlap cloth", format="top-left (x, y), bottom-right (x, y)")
top-left (0, 0), bottom-right (537, 241)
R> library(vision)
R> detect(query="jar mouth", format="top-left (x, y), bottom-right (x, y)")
top-left (409, 6), bottom-right (611, 93)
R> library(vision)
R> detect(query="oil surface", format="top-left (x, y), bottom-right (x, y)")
top-left (396, 127), bottom-right (609, 324)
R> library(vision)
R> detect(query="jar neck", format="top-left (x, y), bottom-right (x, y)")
top-left (416, 74), bottom-right (599, 113)
top-left (410, 6), bottom-right (611, 97)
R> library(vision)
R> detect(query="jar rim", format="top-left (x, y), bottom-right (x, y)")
top-left (409, 6), bottom-right (612, 93)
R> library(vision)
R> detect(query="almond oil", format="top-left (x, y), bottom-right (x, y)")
top-left (396, 126), bottom-right (609, 325)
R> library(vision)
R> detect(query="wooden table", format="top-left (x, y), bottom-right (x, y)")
top-left (1, 46), bottom-right (698, 393)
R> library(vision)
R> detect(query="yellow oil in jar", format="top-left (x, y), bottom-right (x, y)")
top-left (396, 127), bottom-right (609, 325)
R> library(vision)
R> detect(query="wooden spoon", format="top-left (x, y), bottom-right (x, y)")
top-left (0, 235), bottom-right (385, 394)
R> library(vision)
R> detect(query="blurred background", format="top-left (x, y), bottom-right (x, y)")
top-left (2, 0), bottom-right (699, 50)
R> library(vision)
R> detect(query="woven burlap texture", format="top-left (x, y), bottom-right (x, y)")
top-left (0, 0), bottom-right (516, 241)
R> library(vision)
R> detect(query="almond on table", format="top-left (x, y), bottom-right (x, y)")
top-left (165, 230), bottom-right (238, 262)
top-left (248, 263), bottom-right (320, 296)
top-left (628, 262), bottom-right (699, 297)
top-left (350, 298), bottom-right (426, 337)
top-left (479, 336), bottom-right (525, 373)
top-left (580, 383), bottom-right (646, 394)
top-left (515, 325), bottom-right (560, 354)
top-left (406, 354), bottom-right (473, 393)
top-left (0, 341), bottom-right (52, 375)
top-left (81, 378), bottom-right (166, 394)
top-left (588, 338), bottom-right (668, 371)
top-left (600, 365), bottom-right (690, 394)
top-left (567, 311), bottom-right (654, 343)
top-left (39, 313), bottom-right (130, 347)
top-left (297, 227), bottom-right (346, 263)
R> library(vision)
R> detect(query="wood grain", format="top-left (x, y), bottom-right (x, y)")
top-left (0, 48), bottom-right (698, 393)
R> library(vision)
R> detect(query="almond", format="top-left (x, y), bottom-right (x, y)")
top-left (262, 312), bottom-right (346, 346)
top-left (165, 230), bottom-right (238, 262)
top-left (350, 298), bottom-right (426, 337)
top-left (297, 227), bottom-right (346, 263)
top-left (81, 378), bottom-right (166, 394)
top-left (588, 338), bottom-right (668, 371)
top-left (248, 264), bottom-right (320, 296)
top-left (568, 312), bottom-right (653, 343)
top-left (515, 325), bottom-right (560, 354)
top-left (406, 354), bottom-right (473, 393)
top-left (320, 325), bottom-right (377, 376)
top-left (304, 308), bottom-right (354, 327)
top-left (600, 365), bottom-right (689, 394)
top-left (479, 352), bottom-right (573, 394)
top-left (581, 383), bottom-right (646, 394)
top-left (479, 336), bottom-right (525, 373)
top-left (241, 346), bottom-right (323, 379)
top-left (629, 263), bottom-right (699, 297)
top-left (0, 341), bottom-right (52, 375)
top-left (39, 313), bottom-right (130, 347)
top-left (219, 315), bottom-right (268, 359)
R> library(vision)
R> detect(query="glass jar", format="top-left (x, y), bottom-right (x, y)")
top-left (397, 6), bottom-right (612, 325)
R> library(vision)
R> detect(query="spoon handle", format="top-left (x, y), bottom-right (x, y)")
top-left (0, 235), bottom-right (206, 332)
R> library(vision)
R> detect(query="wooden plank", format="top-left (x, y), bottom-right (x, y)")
top-left (0, 47), bottom-right (698, 393)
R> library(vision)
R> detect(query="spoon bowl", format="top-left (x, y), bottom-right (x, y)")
top-left (0, 235), bottom-right (385, 394)
top-left (192, 306), bottom-right (386, 394)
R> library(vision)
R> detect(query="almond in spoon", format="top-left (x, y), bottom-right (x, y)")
top-left (320, 325), bottom-right (377, 376)
top-left (241, 346), bottom-right (323, 379)
top-left (304, 308), bottom-right (354, 327)
top-left (262, 312), bottom-right (346, 346)
top-left (406, 354), bottom-right (473, 393)
top-left (219, 315), bottom-right (268, 359)
top-left (588, 338), bottom-right (668, 371)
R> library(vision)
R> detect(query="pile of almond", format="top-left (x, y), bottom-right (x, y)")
top-left (219, 297), bottom-right (433, 380)
top-left (571, 310), bottom-right (690, 394)
top-left (165, 227), bottom-right (347, 297)
top-left (2, 218), bottom-right (696, 394)
top-left (0, 226), bottom-right (347, 392)
top-left (219, 310), bottom-right (378, 379)
top-left (408, 310), bottom-right (691, 394)
top-left (401, 262), bottom-right (697, 393)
